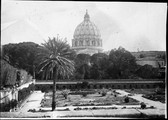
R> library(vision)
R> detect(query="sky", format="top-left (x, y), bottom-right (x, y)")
top-left (1, 0), bottom-right (167, 52)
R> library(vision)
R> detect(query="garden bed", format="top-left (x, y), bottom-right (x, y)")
top-left (125, 89), bottom-right (165, 103)
top-left (40, 90), bottom-right (140, 108)
top-left (142, 94), bottom-right (165, 103)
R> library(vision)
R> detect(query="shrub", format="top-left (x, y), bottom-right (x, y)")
top-left (19, 70), bottom-right (33, 85)
top-left (81, 81), bottom-right (89, 89)
top-left (29, 83), bottom-right (35, 92)
top-left (82, 92), bottom-right (87, 97)
top-left (1, 60), bottom-right (17, 87)
top-left (124, 96), bottom-right (129, 103)
top-left (18, 83), bottom-right (34, 102)
top-left (155, 86), bottom-right (163, 94)
top-left (11, 99), bottom-right (18, 109)
top-left (101, 88), bottom-right (107, 96)
top-left (61, 89), bottom-right (70, 99)
top-left (140, 102), bottom-right (146, 109)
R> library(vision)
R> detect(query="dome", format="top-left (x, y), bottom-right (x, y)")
top-left (72, 10), bottom-right (103, 55)
top-left (73, 10), bottom-right (101, 39)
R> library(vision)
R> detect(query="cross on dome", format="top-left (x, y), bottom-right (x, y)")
top-left (84, 9), bottom-right (90, 21)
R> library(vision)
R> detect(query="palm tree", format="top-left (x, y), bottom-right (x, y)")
top-left (38, 36), bottom-right (75, 111)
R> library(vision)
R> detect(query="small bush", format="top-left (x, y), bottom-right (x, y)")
top-left (81, 81), bottom-right (89, 88)
top-left (74, 107), bottom-right (82, 110)
top-left (140, 102), bottom-right (146, 109)
top-left (155, 87), bottom-right (163, 94)
top-left (101, 88), bottom-right (107, 96)
top-left (11, 99), bottom-right (18, 109)
top-left (18, 83), bottom-right (34, 102)
top-left (124, 96), bottom-right (129, 103)
top-left (102, 92), bottom-right (106, 96)
top-left (82, 92), bottom-right (87, 97)
top-left (61, 89), bottom-right (70, 99)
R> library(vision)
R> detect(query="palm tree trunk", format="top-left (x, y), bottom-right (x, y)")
top-left (52, 68), bottom-right (57, 111)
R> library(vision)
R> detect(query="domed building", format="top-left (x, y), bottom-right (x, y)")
top-left (72, 10), bottom-right (103, 55)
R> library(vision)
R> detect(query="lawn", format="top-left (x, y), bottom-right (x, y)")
top-left (40, 89), bottom-right (140, 108)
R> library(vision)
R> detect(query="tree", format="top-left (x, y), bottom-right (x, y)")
top-left (135, 64), bottom-right (159, 79)
top-left (38, 36), bottom-right (75, 111)
top-left (2, 42), bottom-right (41, 78)
top-left (90, 63), bottom-right (101, 79)
top-left (90, 53), bottom-right (109, 79)
top-left (139, 54), bottom-right (145, 58)
top-left (0, 59), bottom-right (18, 87)
top-left (74, 54), bottom-right (91, 79)
top-left (108, 46), bottom-right (137, 79)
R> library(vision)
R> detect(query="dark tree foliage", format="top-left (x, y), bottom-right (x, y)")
top-left (75, 54), bottom-right (91, 66)
top-left (2, 42), bottom-right (41, 77)
top-left (90, 53), bottom-right (109, 79)
top-left (74, 54), bottom-right (91, 79)
top-left (1, 59), bottom-right (33, 88)
top-left (0, 60), bottom-right (17, 87)
top-left (107, 47), bottom-right (138, 79)
top-left (90, 64), bottom-right (101, 79)
top-left (139, 54), bottom-right (145, 58)
top-left (135, 64), bottom-right (160, 79)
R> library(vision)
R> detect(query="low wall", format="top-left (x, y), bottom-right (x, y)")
top-left (35, 79), bottom-right (165, 90)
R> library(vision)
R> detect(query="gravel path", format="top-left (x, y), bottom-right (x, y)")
top-left (116, 90), bottom-right (165, 110)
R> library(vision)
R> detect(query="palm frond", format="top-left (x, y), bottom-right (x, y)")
top-left (37, 36), bottom-right (75, 80)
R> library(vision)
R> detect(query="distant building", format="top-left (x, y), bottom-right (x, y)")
top-left (72, 10), bottom-right (103, 55)
top-left (136, 57), bottom-right (165, 68)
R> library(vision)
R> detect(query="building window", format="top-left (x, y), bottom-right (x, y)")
top-left (97, 41), bottom-right (100, 46)
top-left (87, 40), bottom-right (90, 46)
top-left (92, 41), bottom-right (95, 46)
top-left (75, 41), bottom-right (77, 46)
top-left (79, 41), bottom-right (83, 46)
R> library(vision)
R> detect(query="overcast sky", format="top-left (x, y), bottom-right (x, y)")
top-left (1, 0), bottom-right (167, 52)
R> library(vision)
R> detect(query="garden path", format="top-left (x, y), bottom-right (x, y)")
top-left (18, 91), bottom-right (45, 112)
top-left (116, 90), bottom-right (166, 110)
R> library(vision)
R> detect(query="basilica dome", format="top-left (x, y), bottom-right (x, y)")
top-left (72, 10), bottom-right (103, 55)
top-left (73, 11), bottom-right (101, 39)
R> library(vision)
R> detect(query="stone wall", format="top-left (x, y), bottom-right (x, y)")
top-left (35, 79), bottom-right (165, 90)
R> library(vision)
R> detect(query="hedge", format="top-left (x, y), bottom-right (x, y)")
top-left (1, 60), bottom-right (17, 87)
top-left (18, 83), bottom-right (35, 102)
top-left (1, 60), bottom-right (33, 88)
top-left (0, 99), bottom-right (18, 112)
